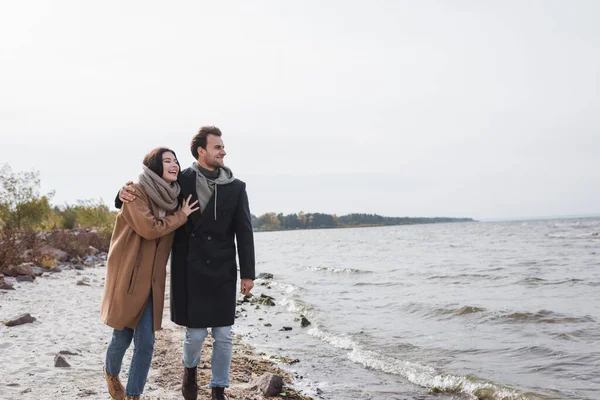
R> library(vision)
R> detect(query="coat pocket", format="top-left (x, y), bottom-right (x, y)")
top-left (126, 263), bottom-right (140, 295)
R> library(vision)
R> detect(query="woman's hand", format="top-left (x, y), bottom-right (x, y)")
top-left (119, 181), bottom-right (136, 203)
top-left (181, 195), bottom-right (200, 216)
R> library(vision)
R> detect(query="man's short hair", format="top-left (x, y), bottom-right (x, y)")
top-left (190, 126), bottom-right (222, 159)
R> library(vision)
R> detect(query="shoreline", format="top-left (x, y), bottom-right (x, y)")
top-left (0, 260), bottom-right (312, 399)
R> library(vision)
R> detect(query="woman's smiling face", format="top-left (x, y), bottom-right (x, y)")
top-left (161, 151), bottom-right (179, 183)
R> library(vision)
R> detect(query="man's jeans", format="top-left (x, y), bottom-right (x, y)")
top-left (182, 326), bottom-right (232, 388)
top-left (105, 296), bottom-right (155, 396)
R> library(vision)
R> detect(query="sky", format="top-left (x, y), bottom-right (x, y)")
top-left (1, 0), bottom-right (598, 221)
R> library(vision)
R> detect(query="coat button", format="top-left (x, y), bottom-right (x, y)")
top-left (191, 234), bottom-right (195, 238)
top-left (207, 236), bottom-right (212, 240)
top-left (206, 260), bottom-right (211, 264)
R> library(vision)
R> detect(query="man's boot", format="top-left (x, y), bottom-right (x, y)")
top-left (211, 387), bottom-right (228, 400)
top-left (104, 367), bottom-right (125, 400)
top-left (181, 366), bottom-right (198, 400)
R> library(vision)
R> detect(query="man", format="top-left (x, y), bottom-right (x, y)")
top-left (117, 126), bottom-right (255, 400)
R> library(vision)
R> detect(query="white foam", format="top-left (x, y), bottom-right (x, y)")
top-left (308, 326), bottom-right (528, 399)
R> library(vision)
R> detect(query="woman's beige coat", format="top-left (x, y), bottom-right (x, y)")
top-left (100, 183), bottom-right (187, 332)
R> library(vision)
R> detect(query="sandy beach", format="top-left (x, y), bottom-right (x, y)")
top-left (0, 261), bottom-right (311, 400)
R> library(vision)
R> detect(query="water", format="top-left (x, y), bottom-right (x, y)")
top-left (233, 218), bottom-right (600, 400)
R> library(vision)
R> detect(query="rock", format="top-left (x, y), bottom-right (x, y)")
top-left (54, 354), bottom-right (71, 367)
top-left (49, 266), bottom-right (62, 273)
top-left (4, 313), bottom-right (36, 327)
top-left (74, 265), bottom-right (84, 270)
top-left (279, 326), bottom-right (292, 331)
top-left (300, 315), bottom-right (311, 328)
top-left (76, 279), bottom-right (90, 286)
top-left (257, 272), bottom-right (274, 280)
top-left (88, 246), bottom-right (99, 256)
top-left (16, 275), bottom-right (34, 282)
top-left (59, 350), bottom-right (79, 356)
top-left (0, 278), bottom-right (15, 290)
top-left (4, 263), bottom-right (35, 278)
top-left (20, 388), bottom-right (32, 394)
top-left (31, 266), bottom-right (44, 276)
top-left (258, 294), bottom-right (276, 306)
top-left (254, 373), bottom-right (284, 397)
top-left (264, 323), bottom-right (272, 327)
top-left (84, 256), bottom-right (97, 267)
top-left (40, 245), bottom-right (68, 262)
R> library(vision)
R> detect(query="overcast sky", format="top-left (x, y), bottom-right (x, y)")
top-left (1, 0), bottom-right (598, 220)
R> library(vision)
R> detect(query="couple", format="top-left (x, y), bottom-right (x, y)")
top-left (100, 126), bottom-right (255, 400)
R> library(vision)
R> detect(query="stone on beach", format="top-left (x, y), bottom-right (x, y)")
top-left (257, 272), bottom-right (274, 280)
top-left (4, 313), bottom-right (36, 327)
top-left (84, 256), bottom-right (98, 267)
top-left (40, 245), bottom-right (69, 262)
top-left (258, 293), bottom-right (276, 306)
top-left (3, 263), bottom-right (36, 278)
top-left (16, 275), bottom-right (34, 282)
top-left (253, 372), bottom-right (284, 397)
top-left (54, 354), bottom-right (71, 367)
top-left (300, 315), bottom-right (311, 327)
top-left (0, 276), bottom-right (15, 290)
top-left (88, 245), bottom-right (99, 256)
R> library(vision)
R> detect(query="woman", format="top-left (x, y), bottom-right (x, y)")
top-left (100, 147), bottom-right (198, 400)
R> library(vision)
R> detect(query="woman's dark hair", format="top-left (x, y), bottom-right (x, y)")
top-left (143, 147), bottom-right (180, 177)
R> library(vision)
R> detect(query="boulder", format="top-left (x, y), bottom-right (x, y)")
top-left (39, 245), bottom-right (68, 262)
top-left (300, 315), bottom-right (311, 328)
top-left (84, 256), bottom-right (98, 267)
top-left (258, 294), bottom-right (276, 306)
top-left (257, 272), bottom-right (274, 280)
top-left (4, 313), bottom-right (36, 327)
top-left (49, 266), bottom-right (62, 273)
top-left (88, 246), bottom-right (99, 256)
top-left (253, 373), bottom-right (283, 397)
top-left (16, 275), bottom-right (34, 283)
top-left (0, 277), bottom-right (14, 290)
top-left (4, 263), bottom-right (35, 278)
top-left (31, 266), bottom-right (44, 276)
top-left (54, 354), bottom-right (71, 368)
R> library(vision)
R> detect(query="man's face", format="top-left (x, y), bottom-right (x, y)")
top-left (199, 134), bottom-right (226, 169)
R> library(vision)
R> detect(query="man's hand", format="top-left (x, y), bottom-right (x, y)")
top-left (240, 278), bottom-right (254, 295)
top-left (119, 181), bottom-right (136, 203)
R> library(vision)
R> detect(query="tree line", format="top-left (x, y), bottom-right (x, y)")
top-left (251, 211), bottom-right (474, 231)
top-left (0, 163), bottom-right (474, 235)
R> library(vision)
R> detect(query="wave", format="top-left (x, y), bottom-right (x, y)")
top-left (308, 327), bottom-right (545, 400)
top-left (304, 265), bottom-right (373, 274)
top-left (546, 232), bottom-right (599, 239)
top-left (492, 310), bottom-right (594, 325)
top-left (402, 302), bottom-right (487, 319)
top-left (352, 281), bottom-right (404, 287)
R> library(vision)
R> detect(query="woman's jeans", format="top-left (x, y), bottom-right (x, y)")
top-left (105, 296), bottom-right (155, 396)
top-left (182, 325), bottom-right (232, 388)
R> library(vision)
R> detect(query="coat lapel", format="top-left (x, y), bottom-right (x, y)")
top-left (192, 183), bottom-right (236, 231)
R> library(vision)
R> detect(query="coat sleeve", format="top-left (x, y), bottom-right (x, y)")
top-left (115, 191), bottom-right (123, 209)
top-left (121, 189), bottom-right (188, 240)
top-left (234, 183), bottom-right (256, 280)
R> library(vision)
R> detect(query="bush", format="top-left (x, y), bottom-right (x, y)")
top-left (46, 229), bottom-right (111, 259)
top-left (0, 225), bottom-right (22, 271)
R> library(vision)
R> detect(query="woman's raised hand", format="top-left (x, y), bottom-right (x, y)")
top-left (181, 195), bottom-right (200, 216)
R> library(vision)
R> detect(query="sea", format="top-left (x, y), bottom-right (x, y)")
top-left (233, 217), bottom-right (600, 400)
